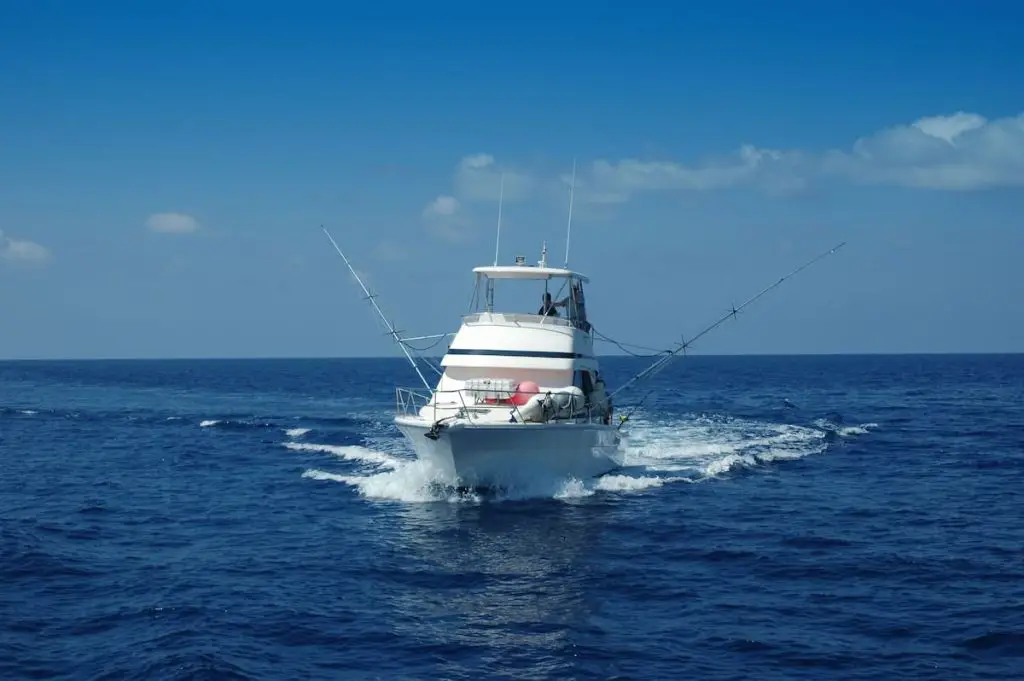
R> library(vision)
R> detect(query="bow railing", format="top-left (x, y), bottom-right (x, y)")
top-left (395, 386), bottom-right (611, 425)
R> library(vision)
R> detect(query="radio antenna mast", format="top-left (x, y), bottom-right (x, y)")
top-left (493, 172), bottom-right (505, 266)
top-left (321, 226), bottom-right (432, 391)
top-left (563, 158), bottom-right (576, 268)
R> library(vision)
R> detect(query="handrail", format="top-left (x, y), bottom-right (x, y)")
top-left (462, 312), bottom-right (592, 334)
top-left (463, 312), bottom-right (572, 327)
top-left (394, 386), bottom-right (609, 425)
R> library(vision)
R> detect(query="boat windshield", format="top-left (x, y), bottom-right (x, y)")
top-left (469, 272), bottom-right (590, 331)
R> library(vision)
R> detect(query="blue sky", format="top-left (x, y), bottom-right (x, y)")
top-left (1, 0), bottom-right (1022, 359)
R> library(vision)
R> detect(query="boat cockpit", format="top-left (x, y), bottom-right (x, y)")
top-left (467, 256), bottom-right (592, 333)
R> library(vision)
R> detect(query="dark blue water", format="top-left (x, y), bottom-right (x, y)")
top-left (2, 354), bottom-right (1023, 680)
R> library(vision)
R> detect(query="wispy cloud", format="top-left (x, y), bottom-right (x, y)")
top-left (422, 195), bottom-right (461, 218)
top-left (453, 153), bottom-right (534, 202)
top-left (0, 230), bottom-right (50, 263)
top-left (575, 145), bottom-right (794, 203)
top-left (570, 111), bottom-right (1024, 204)
top-left (819, 111), bottom-right (1024, 190)
top-left (146, 212), bottom-right (200, 234)
top-left (419, 154), bottom-right (535, 241)
top-left (421, 194), bottom-right (474, 242)
top-left (424, 112), bottom-right (1024, 222)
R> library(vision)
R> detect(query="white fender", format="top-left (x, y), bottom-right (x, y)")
top-left (514, 393), bottom-right (548, 423)
top-left (547, 386), bottom-right (585, 418)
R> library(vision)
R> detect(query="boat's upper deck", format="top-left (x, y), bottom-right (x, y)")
top-left (439, 248), bottom-right (595, 374)
top-left (467, 249), bottom-right (591, 334)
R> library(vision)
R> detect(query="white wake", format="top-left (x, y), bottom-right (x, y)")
top-left (292, 412), bottom-right (877, 503)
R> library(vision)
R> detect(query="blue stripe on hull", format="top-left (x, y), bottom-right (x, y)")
top-left (445, 348), bottom-right (590, 360)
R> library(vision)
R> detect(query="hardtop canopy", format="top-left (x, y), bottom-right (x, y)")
top-left (472, 265), bottom-right (589, 284)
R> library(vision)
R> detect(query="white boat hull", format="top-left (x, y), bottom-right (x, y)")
top-left (395, 416), bottom-right (625, 489)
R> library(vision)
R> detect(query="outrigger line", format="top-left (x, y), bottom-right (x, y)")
top-left (321, 226), bottom-right (434, 391)
top-left (610, 241), bottom-right (848, 427)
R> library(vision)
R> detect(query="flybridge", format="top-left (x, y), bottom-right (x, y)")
top-left (471, 265), bottom-right (589, 283)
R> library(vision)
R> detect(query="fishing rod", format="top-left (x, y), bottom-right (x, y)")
top-left (321, 226), bottom-right (433, 391)
top-left (609, 241), bottom-right (847, 415)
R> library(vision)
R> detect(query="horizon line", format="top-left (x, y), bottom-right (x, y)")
top-left (1, 350), bottom-right (1022, 362)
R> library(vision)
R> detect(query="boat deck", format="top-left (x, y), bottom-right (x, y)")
top-left (395, 387), bottom-right (609, 426)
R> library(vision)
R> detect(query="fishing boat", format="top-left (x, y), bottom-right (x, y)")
top-left (391, 243), bottom-right (624, 488)
top-left (321, 164), bottom-right (847, 490)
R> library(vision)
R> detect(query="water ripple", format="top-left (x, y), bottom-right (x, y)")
top-left (1, 355), bottom-right (1022, 679)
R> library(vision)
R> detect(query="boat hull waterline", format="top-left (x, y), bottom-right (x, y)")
top-left (395, 416), bottom-right (625, 489)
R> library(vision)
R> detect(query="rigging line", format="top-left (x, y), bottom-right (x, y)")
top-left (609, 241), bottom-right (848, 401)
top-left (593, 337), bottom-right (665, 358)
top-left (589, 327), bottom-right (671, 356)
top-left (402, 333), bottom-right (454, 375)
top-left (402, 334), bottom-right (449, 352)
top-left (401, 332), bottom-right (455, 343)
top-left (321, 226), bottom-right (433, 391)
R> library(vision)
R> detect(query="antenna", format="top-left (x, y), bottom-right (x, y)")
top-left (563, 158), bottom-right (576, 268)
top-left (321, 226), bottom-right (432, 391)
top-left (493, 172), bottom-right (504, 266)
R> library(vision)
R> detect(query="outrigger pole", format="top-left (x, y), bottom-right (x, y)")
top-left (610, 241), bottom-right (848, 402)
top-left (321, 226), bottom-right (433, 391)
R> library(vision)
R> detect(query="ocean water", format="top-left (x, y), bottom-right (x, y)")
top-left (1, 354), bottom-right (1022, 680)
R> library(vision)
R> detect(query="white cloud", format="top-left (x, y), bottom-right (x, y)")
top-left (0, 230), bottom-right (50, 263)
top-left (616, 111), bottom-right (1024, 196)
top-left (912, 112), bottom-right (987, 144)
top-left (453, 153), bottom-right (534, 202)
top-left (431, 112), bottom-right (1024, 214)
top-left (575, 144), bottom-right (790, 204)
top-left (822, 111), bottom-right (1024, 190)
top-left (421, 194), bottom-right (475, 243)
top-left (422, 195), bottom-right (461, 218)
top-left (419, 154), bottom-right (534, 242)
top-left (146, 212), bottom-right (200, 233)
